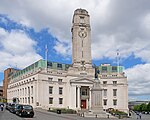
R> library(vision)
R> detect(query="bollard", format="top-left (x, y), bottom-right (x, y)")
top-left (119, 114), bottom-right (121, 119)
top-left (108, 114), bottom-right (109, 119)
top-left (82, 113), bottom-right (84, 117)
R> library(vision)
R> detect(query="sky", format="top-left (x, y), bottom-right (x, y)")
top-left (0, 0), bottom-right (150, 101)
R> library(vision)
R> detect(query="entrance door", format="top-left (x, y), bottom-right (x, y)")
top-left (81, 100), bottom-right (86, 109)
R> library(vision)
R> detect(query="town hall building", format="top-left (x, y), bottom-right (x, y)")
top-left (7, 9), bottom-right (128, 114)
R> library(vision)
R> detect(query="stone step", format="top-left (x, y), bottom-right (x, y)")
top-left (77, 110), bottom-right (117, 119)
top-left (84, 112), bottom-right (116, 118)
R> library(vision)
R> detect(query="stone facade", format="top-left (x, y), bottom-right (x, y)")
top-left (0, 86), bottom-right (3, 98)
top-left (7, 9), bottom-right (128, 114)
top-left (3, 68), bottom-right (17, 100)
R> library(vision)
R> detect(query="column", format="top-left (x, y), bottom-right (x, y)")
top-left (77, 86), bottom-right (81, 108)
top-left (89, 87), bottom-right (92, 110)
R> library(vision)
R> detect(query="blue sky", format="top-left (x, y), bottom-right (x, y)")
top-left (0, 0), bottom-right (150, 101)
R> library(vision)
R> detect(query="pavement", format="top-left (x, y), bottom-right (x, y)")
top-left (0, 108), bottom-right (150, 120)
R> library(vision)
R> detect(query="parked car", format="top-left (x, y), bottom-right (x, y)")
top-left (16, 105), bottom-right (34, 118)
top-left (9, 104), bottom-right (20, 113)
top-left (6, 103), bottom-right (12, 111)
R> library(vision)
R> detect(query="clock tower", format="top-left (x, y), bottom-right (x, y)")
top-left (71, 9), bottom-right (92, 69)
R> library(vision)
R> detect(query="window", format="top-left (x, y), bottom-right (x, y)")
top-left (103, 81), bottom-right (107, 85)
top-left (48, 77), bottom-right (53, 81)
top-left (81, 89), bottom-right (88, 95)
top-left (80, 16), bottom-right (84, 23)
top-left (113, 81), bottom-right (117, 85)
top-left (28, 87), bottom-right (30, 95)
top-left (35, 62), bottom-right (38, 68)
top-left (113, 89), bottom-right (117, 96)
top-left (103, 99), bottom-right (107, 106)
top-left (113, 99), bottom-right (117, 106)
top-left (102, 66), bottom-right (107, 73)
top-left (59, 98), bottom-right (63, 104)
top-left (47, 62), bottom-right (52, 68)
top-left (22, 88), bottom-right (24, 95)
top-left (57, 63), bottom-right (62, 68)
top-left (28, 97), bottom-right (30, 104)
top-left (49, 97), bottom-right (53, 104)
top-left (102, 75), bottom-right (107, 77)
top-left (112, 66), bottom-right (117, 72)
top-left (31, 86), bottom-right (33, 95)
top-left (59, 87), bottom-right (63, 95)
top-left (25, 88), bottom-right (27, 95)
top-left (31, 97), bottom-right (34, 103)
top-left (104, 89), bottom-right (107, 97)
top-left (58, 79), bottom-right (62, 82)
top-left (25, 97), bottom-right (27, 103)
top-left (49, 86), bottom-right (53, 94)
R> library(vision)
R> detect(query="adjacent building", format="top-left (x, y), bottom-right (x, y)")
top-left (0, 86), bottom-right (3, 99)
top-left (7, 9), bottom-right (128, 113)
top-left (3, 68), bottom-right (18, 100)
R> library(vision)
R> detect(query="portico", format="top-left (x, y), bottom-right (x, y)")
top-left (70, 77), bottom-right (94, 110)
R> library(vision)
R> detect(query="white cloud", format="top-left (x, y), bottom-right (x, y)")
top-left (125, 63), bottom-right (150, 96)
top-left (1, 0), bottom-right (150, 99)
top-left (53, 41), bottom-right (71, 58)
top-left (0, 28), bottom-right (42, 72)
top-left (142, 13), bottom-right (150, 34)
top-left (0, 0), bottom-right (150, 62)
top-left (0, 29), bottom-right (36, 55)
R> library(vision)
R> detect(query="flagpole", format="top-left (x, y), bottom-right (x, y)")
top-left (116, 49), bottom-right (120, 76)
top-left (45, 44), bottom-right (48, 71)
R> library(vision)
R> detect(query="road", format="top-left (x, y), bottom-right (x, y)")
top-left (0, 108), bottom-right (150, 120)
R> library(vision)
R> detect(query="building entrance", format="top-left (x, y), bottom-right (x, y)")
top-left (81, 100), bottom-right (86, 109)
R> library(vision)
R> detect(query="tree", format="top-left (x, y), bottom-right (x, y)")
top-left (141, 103), bottom-right (147, 111)
top-left (134, 105), bottom-right (140, 111)
top-left (147, 102), bottom-right (150, 112)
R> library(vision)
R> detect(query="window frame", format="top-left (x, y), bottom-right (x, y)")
top-left (49, 86), bottom-right (53, 94)
top-left (113, 89), bottom-right (117, 97)
top-left (103, 99), bottom-right (107, 106)
top-left (49, 97), bottom-right (53, 104)
top-left (59, 87), bottom-right (63, 95)
top-left (59, 98), bottom-right (63, 104)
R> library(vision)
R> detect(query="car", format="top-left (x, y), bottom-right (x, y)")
top-left (6, 103), bottom-right (11, 110)
top-left (16, 105), bottom-right (34, 118)
top-left (9, 104), bottom-right (20, 113)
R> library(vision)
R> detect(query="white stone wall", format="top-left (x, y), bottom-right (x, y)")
top-left (7, 74), bottom-right (38, 108)
top-left (7, 69), bottom-right (128, 113)
top-left (101, 76), bottom-right (128, 113)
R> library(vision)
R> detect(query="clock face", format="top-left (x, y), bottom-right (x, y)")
top-left (78, 31), bottom-right (87, 38)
